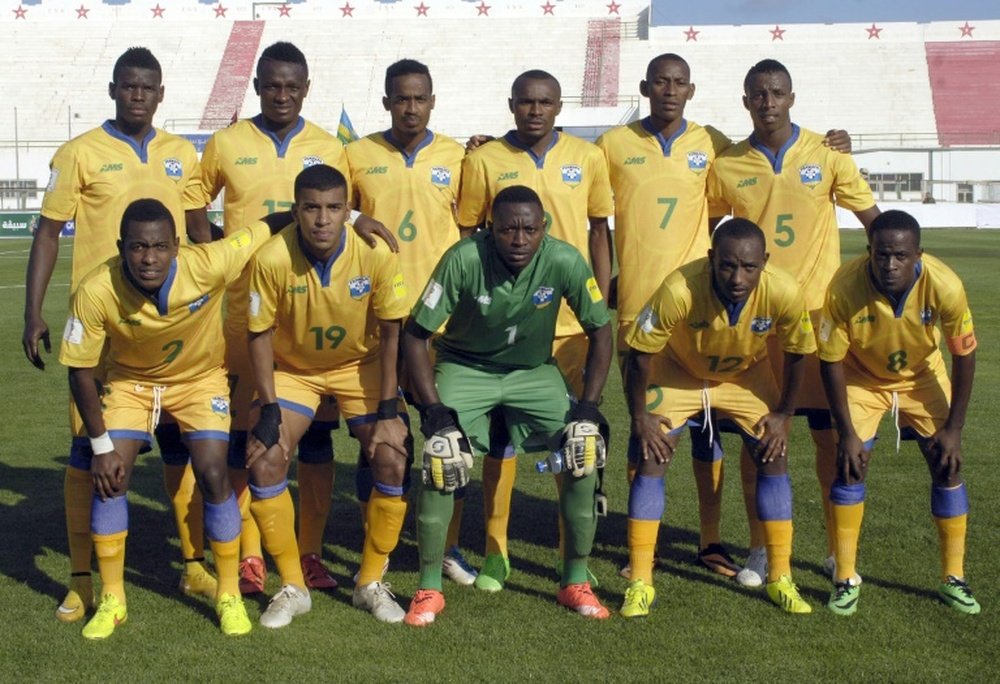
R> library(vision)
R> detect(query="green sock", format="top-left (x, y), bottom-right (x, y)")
top-left (559, 471), bottom-right (598, 586)
top-left (417, 485), bottom-right (454, 591)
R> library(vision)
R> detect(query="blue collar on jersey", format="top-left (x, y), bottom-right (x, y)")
top-left (383, 129), bottom-right (434, 168)
top-left (504, 129), bottom-right (559, 169)
top-left (102, 120), bottom-right (157, 163)
top-left (641, 117), bottom-right (688, 157)
top-left (711, 277), bottom-right (749, 326)
top-left (252, 114), bottom-right (306, 159)
top-left (749, 123), bottom-right (800, 174)
top-left (298, 227), bottom-right (346, 287)
top-left (869, 259), bottom-right (923, 318)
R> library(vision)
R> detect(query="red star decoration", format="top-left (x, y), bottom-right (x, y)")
top-left (213, 3), bottom-right (227, 17)
top-left (865, 23), bottom-right (882, 39)
top-left (476, 1), bottom-right (490, 16)
top-left (959, 21), bottom-right (975, 37)
top-left (13, 5), bottom-right (27, 19)
top-left (607, 1), bottom-right (620, 14)
top-left (684, 26), bottom-right (700, 42)
top-left (150, 3), bottom-right (165, 18)
top-left (770, 25), bottom-right (785, 41)
top-left (340, 2), bottom-right (354, 17)
top-left (76, 5), bottom-right (89, 18)
top-left (415, 2), bottom-right (429, 15)
top-left (541, 1), bottom-right (555, 15)
top-left (277, 3), bottom-right (292, 16)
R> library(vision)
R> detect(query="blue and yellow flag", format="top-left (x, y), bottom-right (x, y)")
top-left (337, 106), bottom-right (359, 145)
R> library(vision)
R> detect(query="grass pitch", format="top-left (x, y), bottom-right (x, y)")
top-left (0, 230), bottom-right (998, 682)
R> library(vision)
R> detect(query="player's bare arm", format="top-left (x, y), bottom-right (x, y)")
top-left (823, 129), bottom-right (852, 153)
top-left (587, 217), bottom-right (613, 299)
top-left (68, 365), bottom-right (125, 499)
top-left (624, 348), bottom-right (674, 464)
top-left (820, 359), bottom-right (867, 483)
top-left (854, 205), bottom-right (882, 234)
top-left (754, 352), bottom-right (805, 464)
top-left (21, 216), bottom-right (66, 369)
top-left (184, 206), bottom-right (213, 244)
top-left (353, 213), bottom-right (399, 252)
top-left (401, 318), bottom-right (440, 407)
top-left (246, 328), bottom-right (288, 467)
top-left (368, 317), bottom-right (408, 459)
top-left (580, 323), bottom-right (612, 406)
top-left (926, 350), bottom-right (975, 483)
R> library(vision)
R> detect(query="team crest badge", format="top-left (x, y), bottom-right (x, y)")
top-left (638, 306), bottom-right (659, 334)
top-left (430, 166), bottom-right (452, 187)
top-left (532, 286), bottom-right (555, 308)
top-left (302, 156), bottom-right (323, 169)
top-left (188, 294), bottom-right (210, 313)
top-left (750, 316), bottom-right (773, 334)
top-left (687, 151), bottom-right (708, 172)
top-left (799, 164), bottom-right (822, 186)
top-left (210, 396), bottom-right (230, 417)
top-left (163, 158), bottom-right (183, 179)
top-left (921, 308), bottom-right (934, 325)
top-left (561, 164), bottom-right (582, 187)
top-left (349, 275), bottom-right (372, 299)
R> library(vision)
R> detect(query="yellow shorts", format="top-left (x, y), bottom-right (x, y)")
top-left (103, 370), bottom-right (231, 445)
top-left (274, 355), bottom-right (387, 429)
top-left (552, 332), bottom-right (589, 399)
top-left (846, 365), bottom-right (952, 444)
top-left (645, 354), bottom-right (779, 441)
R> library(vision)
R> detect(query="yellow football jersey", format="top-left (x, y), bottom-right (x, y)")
top-left (457, 131), bottom-right (613, 336)
top-left (347, 130), bottom-right (463, 307)
top-left (597, 118), bottom-right (732, 324)
top-left (248, 225), bottom-right (409, 372)
top-left (627, 257), bottom-right (816, 382)
top-left (706, 125), bottom-right (875, 310)
top-left (59, 221), bottom-right (273, 384)
top-left (41, 122), bottom-right (204, 290)
top-left (817, 253), bottom-right (976, 386)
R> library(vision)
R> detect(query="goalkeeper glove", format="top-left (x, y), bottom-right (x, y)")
top-left (420, 403), bottom-right (474, 493)
top-left (561, 400), bottom-right (607, 478)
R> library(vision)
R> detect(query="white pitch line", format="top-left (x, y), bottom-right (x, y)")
top-left (0, 282), bottom-right (68, 290)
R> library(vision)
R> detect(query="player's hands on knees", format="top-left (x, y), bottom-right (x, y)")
top-left (369, 416), bottom-right (409, 460)
top-left (926, 426), bottom-right (963, 482)
top-left (632, 412), bottom-right (674, 464)
top-left (753, 411), bottom-right (792, 463)
top-left (92, 450), bottom-right (127, 500)
top-left (823, 129), bottom-right (852, 153)
top-left (836, 432), bottom-right (867, 483)
top-left (22, 317), bottom-right (51, 370)
top-left (246, 403), bottom-right (289, 468)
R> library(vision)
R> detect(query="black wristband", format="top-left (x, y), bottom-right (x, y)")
top-left (570, 399), bottom-right (604, 425)
top-left (251, 402), bottom-right (283, 449)
top-left (420, 403), bottom-right (457, 438)
top-left (377, 399), bottom-right (398, 420)
top-left (259, 402), bottom-right (281, 425)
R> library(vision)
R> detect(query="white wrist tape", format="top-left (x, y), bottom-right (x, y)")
top-left (90, 432), bottom-right (114, 455)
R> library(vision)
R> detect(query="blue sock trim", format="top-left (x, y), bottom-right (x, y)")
top-left (932, 482), bottom-right (969, 518)
top-left (830, 480), bottom-right (866, 505)
top-left (756, 473), bottom-right (793, 521)
top-left (374, 480), bottom-right (405, 497)
top-left (91, 494), bottom-right (128, 535)
top-left (204, 492), bottom-right (241, 542)
top-left (277, 398), bottom-right (315, 420)
top-left (249, 479), bottom-right (288, 500)
top-left (627, 474), bottom-right (665, 521)
top-left (487, 443), bottom-right (516, 459)
top-left (69, 437), bottom-right (93, 470)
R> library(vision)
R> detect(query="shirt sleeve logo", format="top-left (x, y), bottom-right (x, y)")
top-left (228, 230), bottom-right (253, 249)
top-left (638, 306), bottom-right (658, 334)
top-left (818, 316), bottom-right (833, 342)
top-left (421, 279), bottom-right (443, 309)
top-left (163, 157), bottom-right (183, 179)
top-left (46, 168), bottom-right (60, 192)
top-left (348, 275), bottom-right (372, 299)
top-left (585, 277), bottom-right (602, 303)
top-left (63, 316), bottom-right (84, 345)
top-left (249, 291), bottom-right (262, 317)
top-left (391, 272), bottom-right (407, 300)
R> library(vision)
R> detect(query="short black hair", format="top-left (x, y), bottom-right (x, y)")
top-left (258, 41), bottom-right (308, 77)
top-left (743, 58), bottom-right (792, 93)
top-left (511, 70), bottom-right (561, 99)
top-left (294, 164), bottom-right (347, 201)
top-left (120, 198), bottom-right (174, 241)
top-left (646, 53), bottom-right (690, 81)
top-left (711, 217), bottom-right (766, 251)
top-left (492, 185), bottom-right (544, 218)
top-left (113, 47), bottom-right (162, 83)
top-left (385, 59), bottom-right (432, 96)
top-left (869, 210), bottom-right (921, 246)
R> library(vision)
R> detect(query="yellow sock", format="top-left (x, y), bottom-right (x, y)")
top-left (446, 497), bottom-right (465, 549)
top-left (832, 502), bottom-right (864, 581)
top-left (250, 488), bottom-right (304, 588)
top-left (627, 519), bottom-right (659, 584)
top-left (230, 469), bottom-right (263, 560)
top-left (93, 531), bottom-right (128, 604)
top-left (296, 461), bottom-right (334, 557)
top-left (693, 459), bottom-right (724, 548)
top-left (935, 514), bottom-right (967, 580)
top-left (358, 491), bottom-right (406, 585)
top-left (483, 456), bottom-right (517, 557)
top-left (163, 462), bottom-right (205, 561)
top-left (740, 447), bottom-right (764, 548)
top-left (762, 519), bottom-right (793, 581)
top-left (64, 466), bottom-right (94, 575)
top-left (211, 536), bottom-right (241, 598)
top-left (812, 428), bottom-right (839, 556)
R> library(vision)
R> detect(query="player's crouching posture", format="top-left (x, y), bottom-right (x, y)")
top-left (59, 199), bottom-right (288, 639)
top-left (245, 164), bottom-right (411, 626)
top-left (401, 185), bottom-right (613, 626)
top-left (818, 210), bottom-right (980, 616)
top-left (624, 219), bottom-right (816, 617)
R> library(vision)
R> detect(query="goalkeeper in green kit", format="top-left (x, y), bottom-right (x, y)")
top-left (401, 185), bottom-right (613, 626)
